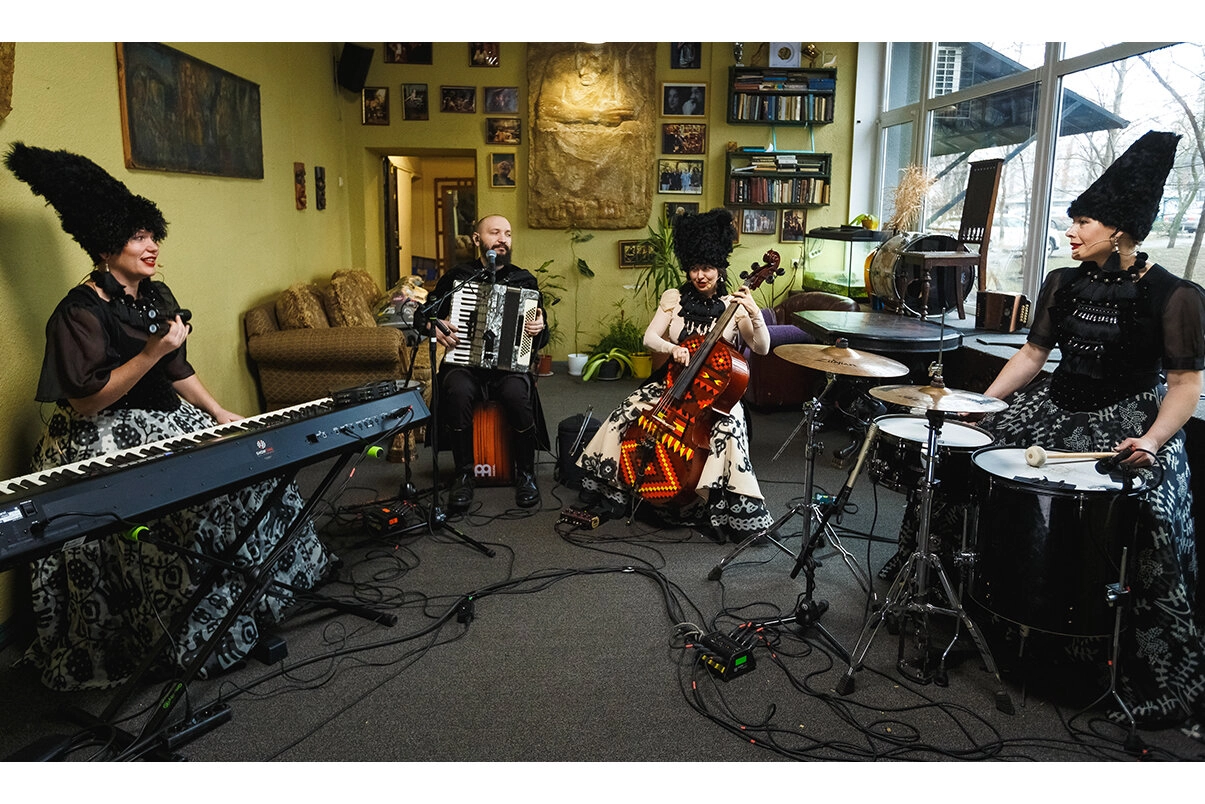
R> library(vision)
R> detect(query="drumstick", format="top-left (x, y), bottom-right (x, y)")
top-left (1024, 445), bottom-right (1120, 468)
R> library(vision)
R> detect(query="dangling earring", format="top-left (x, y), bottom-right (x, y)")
top-left (1112, 238), bottom-right (1120, 253)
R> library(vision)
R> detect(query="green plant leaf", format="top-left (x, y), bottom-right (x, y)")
top-left (576, 258), bottom-right (595, 279)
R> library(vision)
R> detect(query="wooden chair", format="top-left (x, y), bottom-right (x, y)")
top-left (896, 158), bottom-right (1003, 319)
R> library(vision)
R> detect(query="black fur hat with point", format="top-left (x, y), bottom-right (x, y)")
top-left (673, 207), bottom-right (738, 271)
top-left (4, 141), bottom-right (168, 263)
top-left (1067, 130), bottom-right (1180, 243)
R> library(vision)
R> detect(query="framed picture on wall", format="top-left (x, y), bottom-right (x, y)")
top-left (361, 87), bottom-right (389, 125)
top-left (664, 201), bottom-right (699, 221)
top-left (741, 208), bottom-right (777, 236)
top-left (484, 86), bottom-right (519, 113)
top-left (486, 117), bottom-right (521, 145)
top-left (314, 166), bottom-right (327, 210)
top-left (657, 158), bottom-right (703, 195)
top-left (384, 43), bottom-right (433, 64)
top-left (402, 84), bottom-right (429, 120)
top-left (670, 43), bottom-right (701, 69)
top-left (469, 43), bottom-right (500, 66)
top-left (662, 82), bottom-right (706, 117)
top-left (618, 240), bottom-right (655, 269)
top-left (440, 86), bottom-right (476, 113)
top-left (780, 208), bottom-right (807, 242)
top-left (490, 153), bottom-right (516, 188)
top-left (662, 123), bottom-right (706, 154)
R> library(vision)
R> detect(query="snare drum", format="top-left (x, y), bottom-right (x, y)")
top-left (969, 446), bottom-right (1147, 637)
top-left (868, 414), bottom-right (994, 502)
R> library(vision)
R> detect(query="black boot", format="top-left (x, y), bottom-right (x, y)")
top-left (447, 428), bottom-right (475, 514)
top-left (512, 426), bottom-right (541, 509)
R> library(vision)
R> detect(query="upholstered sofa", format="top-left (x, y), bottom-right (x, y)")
top-left (243, 270), bottom-right (439, 458)
top-left (744, 290), bottom-right (862, 410)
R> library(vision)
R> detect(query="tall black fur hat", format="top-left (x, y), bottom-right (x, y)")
top-left (1067, 130), bottom-right (1180, 243)
top-left (673, 207), bottom-right (737, 271)
top-left (4, 141), bottom-right (168, 263)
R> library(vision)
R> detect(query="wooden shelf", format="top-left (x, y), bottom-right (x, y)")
top-left (727, 67), bottom-right (836, 125)
top-left (725, 151), bottom-right (832, 208)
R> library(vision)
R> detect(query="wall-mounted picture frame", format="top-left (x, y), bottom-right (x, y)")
top-left (486, 117), bottom-right (521, 145)
top-left (116, 42), bottom-right (263, 178)
top-left (361, 87), bottom-right (389, 125)
top-left (484, 86), bottom-right (519, 114)
top-left (384, 43), bottom-right (433, 64)
top-left (314, 166), bottom-right (327, 210)
top-left (619, 239), bottom-right (655, 269)
top-left (657, 158), bottom-right (703, 195)
top-left (469, 43), bottom-right (500, 67)
top-left (402, 83), bottom-right (429, 120)
top-left (664, 201), bottom-right (699, 221)
top-left (741, 208), bottom-right (777, 236)
top-left (662, 123), bottom-right (706, 155)
top-left (670, 43), bottom-right (701, 70)
top-left (726, 208), bottom-right (742, 244)
top-left (490, 153), bottom-right (516, 188)
top-left (780, 208), bottom-right (807, 242)
top-left (440, 86), bottom-right (476, 113)
top-left (662, 82), bottom-right (707, 117)
top-left (293, 162), bottom-right (306, 210)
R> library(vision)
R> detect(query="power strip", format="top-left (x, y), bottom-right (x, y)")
top-left (559, 507), bottom-right (600, 529)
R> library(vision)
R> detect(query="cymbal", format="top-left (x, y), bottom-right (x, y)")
top-left (773, 343), bottom-right (909, 378)
top-left (869, 384), bottom-right (1009, 413)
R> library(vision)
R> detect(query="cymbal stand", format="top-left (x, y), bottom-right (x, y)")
top-left (834, 408), bottom-right (1015, 714)
top-left (710, 376), bottom-right (872, 600)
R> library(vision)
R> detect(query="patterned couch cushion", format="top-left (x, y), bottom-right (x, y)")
top-left (275, 283), bottom-right (330, 330)
top-left (323, 270), bottom-right (380, 328)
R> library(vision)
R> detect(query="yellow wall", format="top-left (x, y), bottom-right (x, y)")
top-left (338, 42), bottom-right (859, 356)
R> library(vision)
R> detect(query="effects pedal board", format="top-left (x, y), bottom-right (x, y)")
top-left (364, 504), bottom-right (416, 537)
top-left (697, 631), bottom-right (755, 681)
top-left (559, 507), bottom-right (600, 529)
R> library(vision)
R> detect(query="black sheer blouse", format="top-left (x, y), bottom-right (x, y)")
top-left (35, 280), bottom-right (194, 412)
top-left (1027, 260), bottom-right (1205, 411)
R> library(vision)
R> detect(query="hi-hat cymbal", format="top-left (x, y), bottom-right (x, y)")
top-left (774, 343), bottom-right (909, 378)
top-left (869, 384), bottom-right (1009, 413)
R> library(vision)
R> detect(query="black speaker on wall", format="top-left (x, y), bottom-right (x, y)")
top-left (336, 44), bottom-right (374, 92)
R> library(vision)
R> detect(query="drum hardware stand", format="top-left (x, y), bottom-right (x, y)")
top-left (711, 378), bottom-right (875, 608)
top-left (1099, 547), bottom-right (1144, 752)
top-left (835, 407), bottom-right (1015, 715)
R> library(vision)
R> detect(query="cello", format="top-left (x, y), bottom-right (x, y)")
top-left (618, 251), bottom-right (783, 507)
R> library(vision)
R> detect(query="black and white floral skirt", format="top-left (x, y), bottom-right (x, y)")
top-left (577, 379), bottom-right (773, 542)
top-left (23, 401), bottom-right (336, 691)
top-left (896, 379), bottom-right (1204, 727)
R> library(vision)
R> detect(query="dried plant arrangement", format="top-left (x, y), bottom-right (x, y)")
top-left (887, 164), bottom-right (935, 233)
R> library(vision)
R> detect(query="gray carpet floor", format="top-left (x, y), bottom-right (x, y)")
top-left (2, 365), bottom-right (1203, 775)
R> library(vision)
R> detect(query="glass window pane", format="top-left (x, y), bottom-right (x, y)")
top-left (880, 122), bottom-right (914, 221)
top-left (1053, 43), bottom-right (1205, 283)
top-left (924, 84), bottom-right (1042, 296)
top-left (887, 42), bottom-right (924, 108)
top-left (933, 42), bottom-right (1044, 95)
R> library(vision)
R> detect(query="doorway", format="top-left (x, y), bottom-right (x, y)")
top-left (383, 152), bottom-right (476, 289)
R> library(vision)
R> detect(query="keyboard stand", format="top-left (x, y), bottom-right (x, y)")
top-left (63, 440), bottom-right (397, 760)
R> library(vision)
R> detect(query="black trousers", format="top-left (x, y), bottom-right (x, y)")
top-left (439, 366), bottom-right (537, 433)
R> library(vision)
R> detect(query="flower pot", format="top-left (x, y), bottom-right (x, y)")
top-left (567, 353), bottom-right (589, 376)
top-left (536, 354), bottom-right (554, 377)
top-left (631, 352), bottom-right (652, 379)
top-left (597, 358), bottom-right (623, 381)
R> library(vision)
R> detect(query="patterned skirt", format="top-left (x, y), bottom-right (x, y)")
top-left (576, 379), bottom-right (773, 542)
top-left (23, 401), bottom-right (336, 691)
top-left (896, 379), bottom-right (1204, 726)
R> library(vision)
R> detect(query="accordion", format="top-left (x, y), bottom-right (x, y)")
top-left (975, 291), bottom-right (1031, 333)
top-left (446, 282), bottom-right (540, 373)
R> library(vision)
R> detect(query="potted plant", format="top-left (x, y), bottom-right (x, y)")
top-left (532, 259), bottom-right (566, 376)
top-left (582, 303), bottom-right (646, 381)
top-left (565, 227), bottom-right (596, 376)
top-left (581, 347), bottom-right (636, 382)
top-left (633, 210), bottom-right (684, 313)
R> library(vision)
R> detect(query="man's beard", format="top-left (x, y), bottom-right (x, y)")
top-left (484, 247), bottom-right (513, 266)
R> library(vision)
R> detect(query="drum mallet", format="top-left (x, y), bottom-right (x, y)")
top-left (1024, 445), bottom-right (1124, 468)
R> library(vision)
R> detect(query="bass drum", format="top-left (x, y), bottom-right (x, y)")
top-left (868, 232), bottom-right (972, 317)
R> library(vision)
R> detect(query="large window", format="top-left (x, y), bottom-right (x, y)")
top-left (875, 42), bottom-right (1204, 305)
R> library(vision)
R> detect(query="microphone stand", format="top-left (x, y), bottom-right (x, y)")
top-left (393, 262), bottom-right (497, 557)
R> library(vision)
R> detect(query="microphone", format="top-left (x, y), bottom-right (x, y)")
top-left (485, 250), bottom-right (498, 271)
top-left (1096, 446), bottom-right (1136, 474)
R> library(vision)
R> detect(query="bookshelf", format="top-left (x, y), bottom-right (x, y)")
top-left (727, 67), bottom-right (836, 125)
top-left (724, 150), bottom-right (832, 208)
